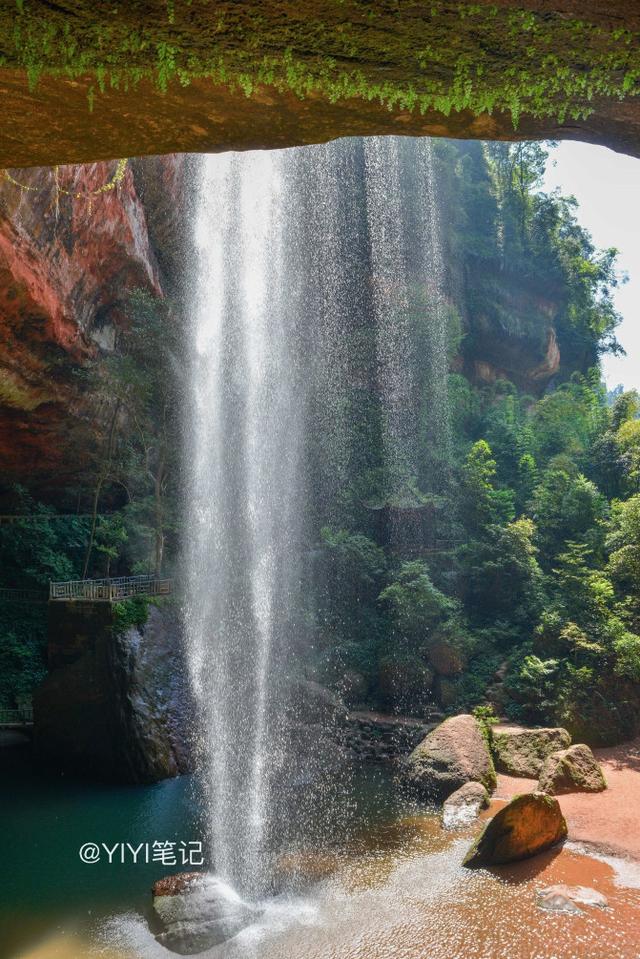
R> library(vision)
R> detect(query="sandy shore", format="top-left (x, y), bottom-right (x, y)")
top-left (495, 737), bottom-right (640, 861)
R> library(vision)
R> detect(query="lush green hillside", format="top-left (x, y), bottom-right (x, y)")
top-left (309, 140), bottom-right (640, 745)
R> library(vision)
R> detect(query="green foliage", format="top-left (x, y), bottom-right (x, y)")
top-left (530, 468), bottom-right (607, 564)
top-left (459, 440), bottom-right (514, 534)
top-left (459, 518), bottom-right (543, 627)
top-left (613, 631), bottom-right (640, 683)
top-left (504, 649), bottom-right (560, 724)
top-left (313, 527), bottom-right (388, 685)
top-left (2, 133), bottom-right (636, 737)
top-left (304, 137), bottom-right (637, 739)
top-left (607, 495), bottom-right (640, 593)
top-left (320, 526), bottom-right (386, 597)
top-left (611, 390), bottom-right (640, 431)
top-left (0, 487), bottom-right (85, 588)
top-left (81, 288), bottom-right (182, 578)
top-left (532, 376), bottom-right (607, 462)
top-left (0, 488), bottom-right (89, 707)
top-left (379, 561), bottom-right (458, 643)
top-left (6, 3), bottom-right (640, 125)
top-left (473, 703), bottom-right (499, 744)
top-left (552, 542), bottom-right (614, 625)
top-left (111, 597), bottom-right (150, 634)
top-left (0, 605), bottom-right (47, 707)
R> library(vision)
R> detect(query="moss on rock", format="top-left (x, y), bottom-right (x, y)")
top-left (463, 791), bottom-right (567, 867)
top-left (538, 744), bottom-right (607, 794)
top-left (492, 724), bottom-right (571, 777)
top-left (3, 1), bottom-right (640, 125)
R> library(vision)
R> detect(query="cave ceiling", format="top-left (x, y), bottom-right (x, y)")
top-left (0, 0), bottom-right (639, 167)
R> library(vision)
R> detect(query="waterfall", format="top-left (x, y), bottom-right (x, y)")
top-left (186, 150), bottom-right (302, 896)
top-left (185, 136), bottom-right (449, 900)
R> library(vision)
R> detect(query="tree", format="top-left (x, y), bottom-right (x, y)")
top-left (81, 290), bottom-right (181, 577)
top-left (607, 494), bottom-right (640, 595)
top-left (459, 440), bottom-right (514, 535)
top-left (458, 518), bottom-right (543, 628)
top-left (611, 390), bottom-right (640, 431)
top-left (379, 560), bottom-right (458, 645)
top-left (552, 541), bottom-right (614, 628)
top-left (529, 467), bottom-right (607, 564)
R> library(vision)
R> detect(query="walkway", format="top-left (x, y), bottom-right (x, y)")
top-left (49, 574), bottom-right (172, 603)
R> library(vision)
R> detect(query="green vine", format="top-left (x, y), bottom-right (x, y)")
top-left (2, 1), bottom-right (640, 125)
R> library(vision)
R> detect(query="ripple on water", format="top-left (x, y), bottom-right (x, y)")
top-left (95, 821), bottom-right (640, 959)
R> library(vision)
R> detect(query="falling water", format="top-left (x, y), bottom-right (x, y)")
top-left (185, 137), bottom-right (450, 900)
top-left (186, 150), bottom-right (302, 896)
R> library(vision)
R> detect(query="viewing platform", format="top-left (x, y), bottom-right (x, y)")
top-left (49, 575), bottom-right (172, 603)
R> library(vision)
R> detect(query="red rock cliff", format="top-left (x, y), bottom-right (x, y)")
top-left (0, 156), bottom-right (184, 489)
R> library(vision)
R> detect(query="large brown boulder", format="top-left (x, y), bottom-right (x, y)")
top-left (463, 792), bottom-right (567, 868)
top-left (538, 744), bottom-right (607, 795)
top-left (405, 714), bottom-right (496, 801)
top-left (491, 724), bottom-right (571, 777)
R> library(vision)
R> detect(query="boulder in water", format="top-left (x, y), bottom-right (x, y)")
top-left (404, 713), bottom-right (497, 801)
top-left (491, 724), bottom-right (571, 777)
top-left (536, 884), bottom-right (608, 914)
top-left (462, 792), bottom-right (567, 868)
top-left (538, 743), bottom-right (607, 794)
top-left (152, 872), bottom-right (260, 955)
top-left (442, 781), bottom-right (489, 829)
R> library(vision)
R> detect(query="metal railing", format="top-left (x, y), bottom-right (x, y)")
top-left (0, 706), bottom-right (33, 726)
top-left (49, 575), bottom-right (172, 603)
top-left (0, 587), bottom-right (47, 603)
top-left (0, 514), bottom-right (111, 525)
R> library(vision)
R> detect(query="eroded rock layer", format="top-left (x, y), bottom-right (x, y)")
top-left (0, 156), bottom-right (184, 489)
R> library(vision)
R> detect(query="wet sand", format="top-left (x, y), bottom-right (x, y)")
top-left (496, 737), bottom-right (640, 860)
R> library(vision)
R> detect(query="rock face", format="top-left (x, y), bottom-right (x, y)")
top-left (492, 724), bottom-right (571, 777)
top-left (34, 604), bottom-right (193, 783)
top-left (463, 792), bottom-right (567, 868)
top-left (0, 156), bottom-right (184, 490)
top-left (538, 744), bottom-right (607, 795)
top-left (152, 872), bottom-right (259, 955)
top-left (405, 714), bottom-right (497, 801)
top-left (442, 781), bottom-right (489, 830)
